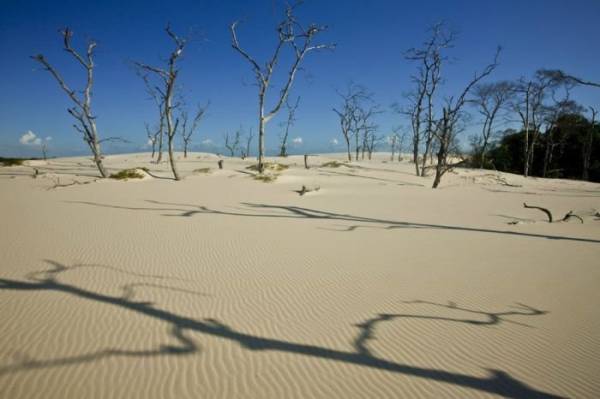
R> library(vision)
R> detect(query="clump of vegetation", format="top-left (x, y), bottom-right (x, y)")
top-left (246, 162), bottom-right (289, 172)
top-left (320, 160), bottom-right (351, 168)
top-left (194, 167), bottom-right (211, 174)
top-left (109, 168), bottom-right (145, 180)
top-left (253, 174), bottom-right (277, 183)
top-left (0, 157), bottom-right (25, 166)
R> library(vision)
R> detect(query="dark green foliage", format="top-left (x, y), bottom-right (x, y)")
top-left (0, 157), bottom-right (25, 166)
top-left (485, 114), bottom-right (600, 182)
top-left (109, 169), bottom-right (145, 180)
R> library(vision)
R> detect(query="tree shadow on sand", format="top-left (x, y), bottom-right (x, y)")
top-left (67, 200), bottom-right (600, 244)
top-left (0, 261), bottom-right (563, 398)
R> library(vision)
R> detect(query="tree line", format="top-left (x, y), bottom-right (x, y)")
top-left (32, 3), bottom-right (599, 187)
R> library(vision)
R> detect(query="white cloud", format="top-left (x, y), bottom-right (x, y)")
top-left (20, 131), bottom-right (40, 145)
top-left (20, 131), bottom-right (51, 146)
top-left (292, 137), bottom-right (303, 146)
top-left (330, 138), bottom-right (339, 146)
top-left (201, 138), bottom-right (214, 146)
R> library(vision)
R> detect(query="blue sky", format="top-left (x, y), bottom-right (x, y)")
top-left (1, 0), bottom-right (600, 157)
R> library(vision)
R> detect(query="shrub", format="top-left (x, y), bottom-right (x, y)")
top-left (109, 169), bottom-right (145, 180)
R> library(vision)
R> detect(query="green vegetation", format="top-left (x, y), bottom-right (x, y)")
top-left (483, 114), bottom-right (600, 182)
top-left (194, 167), bottom-right (211, 174)
top-left (246, 162), bottom-right (289, 172)
top-left (320, 160), bottom-right (351, 168)
top-left (109, 168), bottom-right (145, 180)
top-left (0, 157), bottom-right (25, 166)
top-left (253, 174), bottom-right (277, 183)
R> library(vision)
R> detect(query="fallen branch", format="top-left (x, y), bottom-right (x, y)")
top-left (295, 185), bottom-right (320, 196)
top-left (562, 211), bottom-right (584, 224)
top-left (523, 202), bottom-right (553, 223)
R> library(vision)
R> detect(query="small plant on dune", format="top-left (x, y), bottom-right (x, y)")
top-left (253, 174), bottom-right (277, 183)
top-left (194, 167), bottom-right (211, 174)
top-left (109, 169), bottom-right (145, 180)
top-left (320, 160), bottom-right (350, 168)
top-left (0, 157), bottom-right (25, 166)
top-left (246, 162), bottom-right (289, 172)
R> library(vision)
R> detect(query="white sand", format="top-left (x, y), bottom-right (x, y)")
top-left (1, 152), bottom-right (599, 398)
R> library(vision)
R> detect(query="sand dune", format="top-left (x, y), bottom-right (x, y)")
top-left (1, 152), bottom-right (599, 398)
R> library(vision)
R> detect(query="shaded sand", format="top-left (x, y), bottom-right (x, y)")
top-left (1, 152), bottom-right (599, 398)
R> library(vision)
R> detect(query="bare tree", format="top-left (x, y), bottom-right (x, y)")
top-left (510, 71), bottom-right (563, 177)
top-left (403, 23), bottom-right (454, 176)
top-left (32, 28), bottom-right (108, 177)
top-left (470, 81), bottom-right (513, 168)
top-left (279, 96), bottom-right (300, 157)
top-left (544, 69), bottom-right (600, 88)
top-left (583, 106), bottom-right (597, 181)
top-left (431, 49), bottom-right (500, 189)
top-left (139, 74), bottom-right (166, 162)
top-left (145, 122), bottom-right (159, 159)
top-left (241, 128), bottom-right (254, 160)
top-left (356, 101), bottom-right (380, 161)
top-left (180, 102), bottom-right (209, 158)
top-left (135, 25), bottom-right (187, 180)
top-left (333, 84), bottom-right (366, 162)
top-left (230, 2), bottom-right (333, 173)
top-left (223, 129), bottom-right (241, 157)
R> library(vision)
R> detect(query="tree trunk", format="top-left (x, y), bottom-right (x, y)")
top-left (412, 136), bottom-right (420, 175)
top-left (168, 136), bottom-right (180, 180)
top-left (257, 94), bottom-right (266, 173)
top-left (157, 130), bottom-right (163, 163)
top-left (184, 143), bottom-right (188, 158)
top-left (90, 141), bottom-right (108, 178)
top-left (345, 137), bottom-right (351, 162)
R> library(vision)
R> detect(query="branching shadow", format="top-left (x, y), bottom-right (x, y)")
top-left (67, 200), bottom-right (600, 244)
top-left (0, 261), bottom-right (563, 398)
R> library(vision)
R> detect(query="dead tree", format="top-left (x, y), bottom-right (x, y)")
top-left (511, 71), bottom-right (560, 177)
top-left (403, 23), bottom-right (453, 176)
top-left (279, 96), bottom-right (300, 157)
top-left (224, 129), bottom-right (241, 157)
top-left (32, 28), bottom-right (108, 177)
top-left (241, 128), bottom-right (254, 159)
top-left (135, 25), bottom-right (187, 180)
top-left (583, 106), bottom-right (597, 181)
top-left (139, 74), bottom-right (166, 162)
top-left (145, 122), bottom-right (159, 158)
top-left (356, 103), bottom-right (380, 161)
top-left (431, 48), bottom-right (500, 189)
top-left (544, 69), bottom-right (600, 88)
top-left (180, 102), bottom-right (208, 158)
top-left (230, 2), bottom-right (333, 173)
top-left (470, 81), bottom-right (513, 168)
top-left (540, 100), bottom-right (582, 178)
top-left (333, 83), bottom-right (368, 162)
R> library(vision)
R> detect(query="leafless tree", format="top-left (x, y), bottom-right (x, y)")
top-left (403, 22), bottom-right (454, 176)
top-left (223, 129), bottom-right (241, 157)
top-left (540, 99), bottom-right (583, 177)
top-left (135, 25), bottom-right (187, 180)
top-left (510, 71), bottom-right (563, 177)
top-left (180, 102), bottom-right (209, 158)
top-left (431, 48), bottom-right (500, 189)
top-left (356, 102), bottom-right (381, 161)
top-left (470, 81), bottom-right (513, 168)
top-left (241, 128), bottom-right (254, 160)
top-left (41, 140), bottom-right (48, 161)
top-left (278, 96), bottom-right (300, 157)
top-left (139, 74), bottom-right (166, 162)
top-left (230, 2), bottom-right (334, 173)
top-left (543, 69), bottom-right (600, 88)
top-left (31, 28), bottom-right (108, 177)
top-left (333, 84), bottom-right (366, 161)
top-left (145, 122), bottom-right (159, 159)
top-left (583, 106), bottom-right (597, 181)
